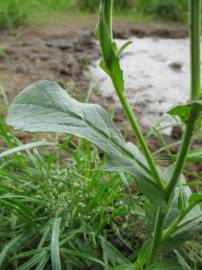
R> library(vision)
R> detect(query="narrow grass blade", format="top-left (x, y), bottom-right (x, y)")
top-left (60, 248), bottom-right (105, 266)
top-left (51, 218), bottom-right (62, 270)
top-left (0, 141), bottom-right (56, 159)
top-left (101, 237), bottom-right (130, 266)
top-left (35, 253), bottom-right (50, 270)
top-left (0, 235), bottom-right (21, 266)
top-left (16, 250), bottom-right (48, 270)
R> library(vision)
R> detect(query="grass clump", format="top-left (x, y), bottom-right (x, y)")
top-left (0, 119), bottom-right (143, 269)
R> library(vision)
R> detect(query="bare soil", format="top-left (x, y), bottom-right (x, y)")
top-left (0, 19), bottom-right (187, 101)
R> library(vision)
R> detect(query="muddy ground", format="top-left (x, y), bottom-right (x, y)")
top-left (0, 19), bottom-right (201, 177)
top-left (0, 20), bottom-right (187, 101)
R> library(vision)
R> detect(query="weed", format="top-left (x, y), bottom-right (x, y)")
top-left (0, 119), bottom-right (143, 269)
top-left (2, 0), bottom-right (202, 269)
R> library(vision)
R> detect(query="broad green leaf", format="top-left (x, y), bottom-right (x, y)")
top-left (6, 80), bottom-right (165, 206)
top-left (0, 141), bottom-right (56, 158)
top-left (51, 218), bottom-right (61, 270)
top-left (6, 81), bottom-right (139, 170)
top-left (167, 100), bottom-right (202, 129)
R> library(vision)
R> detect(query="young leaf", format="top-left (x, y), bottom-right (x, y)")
top-left (118, 41), bottom-right (133, 57)
top-left (167, 100), bottom-right (202, 129)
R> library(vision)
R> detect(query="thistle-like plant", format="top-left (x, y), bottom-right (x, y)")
top-left (5, 0), bottom-right (202, 269)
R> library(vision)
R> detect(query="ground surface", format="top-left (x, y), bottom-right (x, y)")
top-left (0, 16), bottom-right (187, 101)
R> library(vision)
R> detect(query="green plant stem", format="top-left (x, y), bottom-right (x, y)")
top-left (102, 0), bottom-right (164, 190)
top-left (148, 208), bottom-right (166, 264)
top-left (114, 89), bottom-right (165, 191)
top-left (165, 109), bottom-right (199, 201)
top-left (148, 0), bottom-right (201, 263)
top-left (190, 0), bottom-right (201, 100)
top-left (165, 0), bottom-right (201, 201)
top-left (162, 204), bottom-right (195, 241)
top-left (104, 0), bottom-right (113, 39)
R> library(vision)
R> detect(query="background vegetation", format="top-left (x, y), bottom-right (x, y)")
top-left (0, 0), bottom-right (189, 28)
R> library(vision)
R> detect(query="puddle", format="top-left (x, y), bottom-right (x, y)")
top-left (91, 37), bottom-right (197, 132)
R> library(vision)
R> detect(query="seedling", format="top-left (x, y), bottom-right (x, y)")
top-left (5, 0), bottom-right (202, 268)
